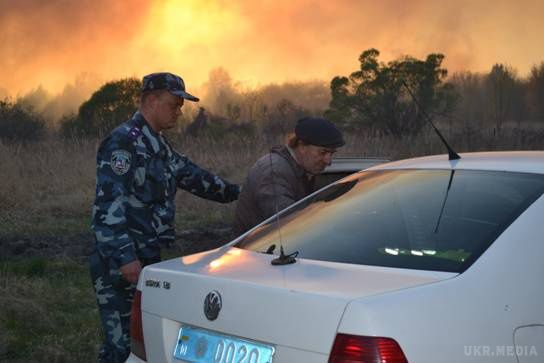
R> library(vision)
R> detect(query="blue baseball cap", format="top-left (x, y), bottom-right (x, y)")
top-left (142, 72), bottom-right (199, 102)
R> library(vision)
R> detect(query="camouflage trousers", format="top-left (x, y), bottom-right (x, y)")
top-left (90, 250), bottom-right (160, 363)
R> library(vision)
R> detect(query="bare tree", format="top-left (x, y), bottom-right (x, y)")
top-left (485, 64), bottom-right (517, 133)
top-left (527, 62), bottom-right (544, 123)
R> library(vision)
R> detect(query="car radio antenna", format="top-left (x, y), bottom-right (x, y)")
top-left (264, 133), bottom-right (297, 265)
top-left (402, 80), bottom-right (460, 161)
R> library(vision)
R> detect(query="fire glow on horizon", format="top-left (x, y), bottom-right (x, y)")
top-left (1, 0), bottom-right (544, 97)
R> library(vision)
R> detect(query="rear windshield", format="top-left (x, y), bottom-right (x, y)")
top-left (235, 169), bottom-right (544, 273)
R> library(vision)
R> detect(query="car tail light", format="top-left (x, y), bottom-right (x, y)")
top-left (130, 289), bottom-right (147, 361)
top-left (328, 333), bottom-right (408, 363)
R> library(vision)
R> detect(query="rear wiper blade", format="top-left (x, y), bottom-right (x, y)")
top-left (271, 246), bottom-right (298, 265)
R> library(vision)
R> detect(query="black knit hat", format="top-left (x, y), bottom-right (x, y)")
top-left (295, 117), bottom-right (345, 148)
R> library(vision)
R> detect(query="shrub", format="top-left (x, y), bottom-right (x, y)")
top-left (0, 100), bottom-right (46, 143)
top-left (60, 78), bottom-right (141, 137)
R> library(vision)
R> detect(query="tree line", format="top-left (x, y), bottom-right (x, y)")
top-left (1, 49), bottom-right (544, 143)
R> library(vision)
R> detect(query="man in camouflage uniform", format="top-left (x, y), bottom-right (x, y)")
top-left (89, 72), bottom-right (240, 363)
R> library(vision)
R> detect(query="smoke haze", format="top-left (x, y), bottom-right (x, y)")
top-left (1, 0), bottom-right (543, 110)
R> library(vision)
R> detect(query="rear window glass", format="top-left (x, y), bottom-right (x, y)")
top-left (235, 169), bottom-right (544, 273)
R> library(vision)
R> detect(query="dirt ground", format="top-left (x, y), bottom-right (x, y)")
top-left (0, 225), bottom-right (235, 261)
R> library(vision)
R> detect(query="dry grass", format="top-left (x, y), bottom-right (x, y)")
top-left (0, 137), bottom-right (97, 237)
top-left (1, 125), bottom-right (544, 240)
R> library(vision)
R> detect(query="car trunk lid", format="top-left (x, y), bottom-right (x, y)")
top-left (140, 246), bottom-right (455, 356)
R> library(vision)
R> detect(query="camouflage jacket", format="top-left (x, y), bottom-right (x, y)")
top-left (91, 111), bottom-right (240, 267)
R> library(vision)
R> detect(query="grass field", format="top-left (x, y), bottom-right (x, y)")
top-left (1, 125), bottom-right (544, 362)
top-left (0, 257), bottom-right (99, 362)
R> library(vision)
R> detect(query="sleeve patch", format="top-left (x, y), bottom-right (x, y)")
top-left (111, 150), bottom-right (132, 175)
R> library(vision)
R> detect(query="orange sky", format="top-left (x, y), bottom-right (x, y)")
top-left (1, 0), bottom-right (543, 98)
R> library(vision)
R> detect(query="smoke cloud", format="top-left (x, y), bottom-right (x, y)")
top-left (1, 0), bottom-right (543, 110)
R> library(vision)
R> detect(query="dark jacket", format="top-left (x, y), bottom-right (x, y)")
top-left (233, 145), bottom-right (314, 235)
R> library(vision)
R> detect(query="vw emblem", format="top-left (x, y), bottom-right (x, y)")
top-left (204, 290), bottom-right (222, 321)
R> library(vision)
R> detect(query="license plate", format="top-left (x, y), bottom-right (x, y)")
top-left (173, 325), bottom-right (275, 363)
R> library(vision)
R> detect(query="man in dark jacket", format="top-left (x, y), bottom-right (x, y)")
top-left (233, 117), bottom-right (344, 235)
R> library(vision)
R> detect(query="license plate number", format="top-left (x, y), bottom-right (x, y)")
top-left (173, 326), bottom-right (275, 363)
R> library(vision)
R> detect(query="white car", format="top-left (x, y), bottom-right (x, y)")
top-left (127, 151), bottom-right (544, 363)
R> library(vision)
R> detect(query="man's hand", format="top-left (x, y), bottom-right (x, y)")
top-left (120, 260), bottom-right (142, 284)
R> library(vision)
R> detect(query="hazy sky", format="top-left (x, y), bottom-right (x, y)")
top-left (1, 0), bottom-right (543, 97)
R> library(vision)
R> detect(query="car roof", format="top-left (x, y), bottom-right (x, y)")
top-left (326, 157), bottom-right (390, 173)
top-left (367, 151), bottom-right (544, 174)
